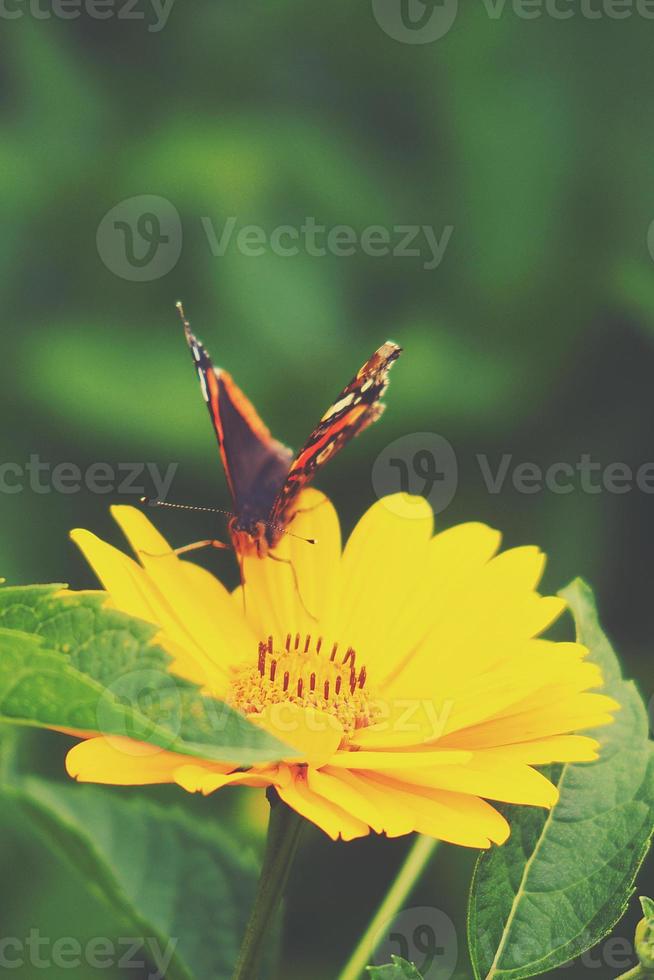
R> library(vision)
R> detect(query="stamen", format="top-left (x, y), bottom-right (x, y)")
top-left (231, 633), bottom-right (377, 736)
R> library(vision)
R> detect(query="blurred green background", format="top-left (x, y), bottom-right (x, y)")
top-left (2, 1), bottom-right (654, 977)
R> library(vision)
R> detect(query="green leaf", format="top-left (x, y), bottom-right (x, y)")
top-left (4, 777), bottom-right (259, 980)
top-left (468, 577), bottom-right (654, 979)
top-left (0, 584), bottom-right (294, 765)
top-left (367, 956), bottom-right (424, 979)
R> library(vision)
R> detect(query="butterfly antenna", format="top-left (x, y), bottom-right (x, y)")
top-left (265, 521), bottom-right (316, 546)
top-left (175, 299), bottom-right (189, 326)
top-left (141, 500), bottom-right (316, 545)
top-left (281, 528), bottom-right (317, 545)
top-left (140, 497), bottom-right (235, 520)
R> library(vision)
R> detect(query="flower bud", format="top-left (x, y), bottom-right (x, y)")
top-left (635, 897), bottom-right (654, 971)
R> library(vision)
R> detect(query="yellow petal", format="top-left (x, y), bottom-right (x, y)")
top-left (360, 773), bottom-right (510, 847)
top-left (479, 734), bottom-right (600, 763)
top-left (427, 521), bottom-right (502, 577)
top-left (110, 505), bottom-right (254, 689)
top-left (70, 529), bottom-right (160, 625)
top-left (330, 494), bottom-right (434, 680)
top-left (239, 490), bottom-right (341, 639)
top-left (275, 766), bottom-right (369, 841)
top-left (388, 531), bottom-right (567, 697)
top-left (72, 530), bottom-right (238, 688)
top-left (326, 748), bottom-right (472, 770)
top-left (173, 765), bottom-right (274, 795)
top-left (380, 755), bottom-right (560, 807)
top-left (71, 526), bottom-right (228, 695)
top-left (306, 768), bottom-right (387, 834)
top-left (391, 639), bottom-right (602, 740)
top-left (179, 560), bottom-right (259, 663)
top-left (349, 696), bottom-right (458, 750)
top-left (382, 521), bottom-right (502, 691)
top-left (65, 735), bottom-right (204, 785)
top-left (252, 703), bottom-right (343, 768)
top-left (483, 545), bottom-right (546, 593)
top-left (310, 768), bottom-right (416, 836)
top-left (448, 692), bottom-right (618, 748)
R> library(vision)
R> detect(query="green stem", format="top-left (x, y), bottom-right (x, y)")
top-left (615, 968), bottom-right (654, 979)
top-left (231, 792), bottom-right (304, 980)
top-left (337, 835), bottom-right (439, 980)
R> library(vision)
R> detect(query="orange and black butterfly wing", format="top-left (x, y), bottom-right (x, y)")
top-left (183, 314), bottom-right (293, 520)
top-left (269, 341), bottom-right (402, 531)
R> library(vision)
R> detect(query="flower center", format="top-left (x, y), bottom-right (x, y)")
top-left (230, 633), bottom-right (378, 735)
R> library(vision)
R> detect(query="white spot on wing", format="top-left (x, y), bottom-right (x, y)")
top-left (321, 393), bottom-right (354, 421)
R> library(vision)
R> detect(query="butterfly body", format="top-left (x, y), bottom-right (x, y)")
top-left (181, 304), bottom-right (401, 557)
top-left (228, 519), bottom-right (275, 558)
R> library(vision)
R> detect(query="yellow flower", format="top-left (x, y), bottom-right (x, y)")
top-left (67, 491), bottom-right (617, 848)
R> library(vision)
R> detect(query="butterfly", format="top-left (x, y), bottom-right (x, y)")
top-left (155, 303), bottom-right (401, 560)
